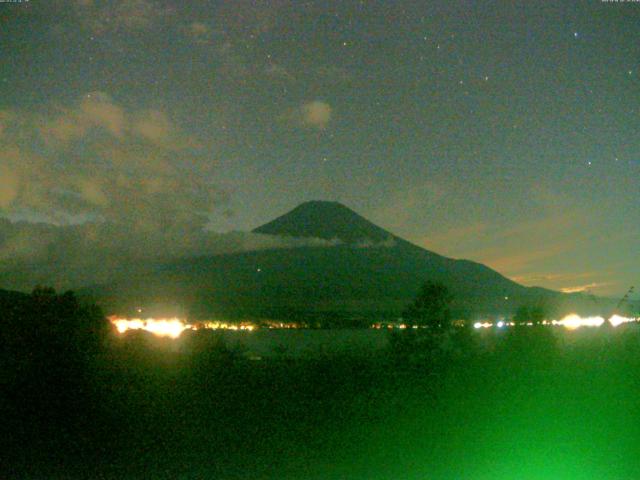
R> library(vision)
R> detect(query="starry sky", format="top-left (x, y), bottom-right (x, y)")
top-left (0, 0), bottom-right (638, 295)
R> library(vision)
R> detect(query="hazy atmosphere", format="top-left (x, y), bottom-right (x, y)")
top-left (3, 2), bottom-right (640, 480)
top-left (1, 0), bottom-right (638, 295)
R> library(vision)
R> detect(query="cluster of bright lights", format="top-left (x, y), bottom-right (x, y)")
top-left (371, 323), bottom-right (424, 329)
top-left (109, 316), bottom-right (256, 338)
top-left (109, 317), bottom-right (191, 338)
top-left (473, 314), bottom-right (637, 330)
top-left (200, 321), bottom-right (255, 332)
top-left (553, 314), bottom-right (604, 330)
top-left (110, 317), bottom-right (189, 338)
top-left (473, 320), bottom-right (518, 329)
top-left (609, 314), bottom-right (635, 328)
top-left (473, 322), bottom-right (493, 329)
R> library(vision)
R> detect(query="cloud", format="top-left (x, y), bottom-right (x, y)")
top-left (188, 21), bottom-right (209, 37)
top-left (41, 115), bottom-right (88, 144)
top-left (419, 223), bottom-right (487, 252)
top-left (39, 92), bottom-right (130, 144)
top-left (495, 211), bottom-right (583, 240)
top-left (0, 92), bottom-right (217, 233)
top-left (510, 271), bottom-right (596, 285)
top-left (355, 238), bottom-right (397, 248)
top-left (0, 219), bottom-right (343, 290)
top-left (0, 220), bottom-right (341, 263)
top-left (184, 21), bottom-right (214, 45)
top-left (208, 231), bottom-right (342, 255)
top-left (0, 221), bottom-right (56, 264)
top-left (471, 239), bottom-right (575, 274)
top-left (132, 109), bottom-right (172, 143)
top-left (0, 111), bottom-right (13, 138)
top-left (371, 181), bottom-right (448, 238)
top-left (0, 161), bottom-right (20, 208)
top-left (560, 282), bottom-right (611, 294)
top-left (281, 101), bottom-right (334, 130)
top-left (510, 271), bottom-right (615, 295)
top-left (296, 101), bottom-right (332, 130)
top-left (76, 178), bottom-right (109, 207)
top-left (37, 92), bottom-right (190, 148)
top-left (79, 92), bottom-right (126, 137)
top-left (73, 0), bottom-right (174, 36)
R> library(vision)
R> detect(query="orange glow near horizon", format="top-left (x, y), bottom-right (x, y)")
top-left (108, 316), bottom-right (256, 338)
top-left (109, 316), bottom-right (189, 338)
top-left (554, 314), bottom-right (604, 330)
top-left (472, 314), bottom-right (637, 330)
top-left (108, 314), bottom-right (638, 338)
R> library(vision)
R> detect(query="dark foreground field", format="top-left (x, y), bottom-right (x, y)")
top-left (4, 322), bottom-right (640, 480)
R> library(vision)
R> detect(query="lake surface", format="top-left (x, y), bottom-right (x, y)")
top-left (10, 323), bottom-right (640, 479)
top-left (184, 323), bottom-right (640, 358)
top-left (208, 328), bottom-right (393, 357)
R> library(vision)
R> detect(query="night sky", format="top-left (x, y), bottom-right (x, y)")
top-left (0, 0), bottom-right (638, 295)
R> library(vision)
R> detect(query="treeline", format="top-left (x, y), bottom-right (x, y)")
top-left (2, 283), bottom-right (635, 479)
top-left (1, 287), bottom-right (113, 476)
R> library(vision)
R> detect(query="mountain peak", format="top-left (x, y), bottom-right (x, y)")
top-left (253, 201), bottom-right (395, 243)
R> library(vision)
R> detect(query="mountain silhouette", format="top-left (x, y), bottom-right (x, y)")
top-left (254, 200), bottom-right (396, 244)
top-left (83, 201), bottom-right (565, 322)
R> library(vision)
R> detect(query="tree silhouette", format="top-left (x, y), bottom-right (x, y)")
top-left (1, 286), bottom-right (112, 465)
top-left (404, 281), bottom-right (453, 329)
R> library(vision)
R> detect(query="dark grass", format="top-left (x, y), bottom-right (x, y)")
top-left (4, 324), bottom-right (640, 479)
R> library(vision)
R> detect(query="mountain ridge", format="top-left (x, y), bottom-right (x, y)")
top-left (253, 200), bottom-right (399, 244)
top-left (79, 201), bottom-right (574, 320)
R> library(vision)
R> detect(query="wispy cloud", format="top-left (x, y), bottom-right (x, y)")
top-left (510, 271), bottom-right (597, 285)
top-left (184, 21), bottom-right (213, 44)
top-left (560, 282), bottom-right (611, 294)
top-left (474, 239), bottom-right (576, 274)
top-left (0, 219), bottom-right (343, 289)
top-left (0, 158), bottom-right (20, 209)
top-left (0, 93), bottom-right (214, 231)
top-left (419, 222), bottom-right (487, 252)
top-left (495, 211), bottom-right (584, 240)
top-left (73, 0), bottom-right (174, 36)
top-left (283, 101), bottom-right (333, 130)
top-left (301, 101), bottom-right (332, 129)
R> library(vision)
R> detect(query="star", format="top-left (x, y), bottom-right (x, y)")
top-left (574, 32), bottom-right (579, 38)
